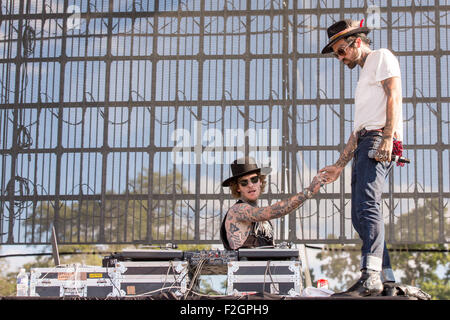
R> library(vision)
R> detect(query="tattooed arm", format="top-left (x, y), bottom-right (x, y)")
top-left (225, 214), bottom-right (251, 250)
top-left (229, 174), bottom-right (323, 224)
top-left (225, 175), bottom-right (323, 249)
top-left (374, 76), bottom-right (402, 162)
top-left (318, 131), bottom-right (358, 184)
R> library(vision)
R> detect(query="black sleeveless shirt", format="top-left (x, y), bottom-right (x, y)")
top-left (220, 199), bottom-right (274, 250)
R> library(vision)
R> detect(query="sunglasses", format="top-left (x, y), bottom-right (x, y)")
top-left (332, 39), bottom-right (355, 58)
top-left (238, 175), bottom-right (260, 187)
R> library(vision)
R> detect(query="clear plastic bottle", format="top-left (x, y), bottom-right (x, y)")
top-left (16, 268), bottom-right (29, 296)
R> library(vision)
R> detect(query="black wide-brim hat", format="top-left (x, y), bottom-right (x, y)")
top-left (321, 19), bottom-right (370, 54)
top-left (222, 157), bottom-right (271, 187)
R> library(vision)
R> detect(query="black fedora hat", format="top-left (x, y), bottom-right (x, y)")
top-left (222, 157), bottom-right (271, 187)
top-left (321, 19), bottom-right (370, 54)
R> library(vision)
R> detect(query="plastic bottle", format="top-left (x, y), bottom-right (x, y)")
top-left (16, 268), bottom-right (29, 296)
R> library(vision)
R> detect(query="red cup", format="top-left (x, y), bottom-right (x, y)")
top-left (317, 279), bottom-right (329, 289)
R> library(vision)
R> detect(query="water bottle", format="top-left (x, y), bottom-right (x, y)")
top-left (16, 268), bottom-right (29, 296)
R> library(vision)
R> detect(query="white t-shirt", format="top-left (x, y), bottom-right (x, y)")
top-left (354, 48), bottom-right (403, 141)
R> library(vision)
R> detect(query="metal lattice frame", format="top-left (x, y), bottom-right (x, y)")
top-left (0, 0), bottom-right (449, 245)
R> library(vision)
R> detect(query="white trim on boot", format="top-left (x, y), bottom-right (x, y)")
top-left (360, 255), bottom-right (382, 272)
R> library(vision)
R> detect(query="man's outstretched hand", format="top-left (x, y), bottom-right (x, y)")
top-left (318, 165), bottom-right (344, 185)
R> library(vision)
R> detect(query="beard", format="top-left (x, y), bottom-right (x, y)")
top-left (344, 48), bottom-right (364, 69)
top-left (344, 59), bottom-right (358, 69)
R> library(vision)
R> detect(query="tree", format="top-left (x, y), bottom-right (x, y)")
top-left (315, 243), bottom-right (360, 291)
top-left (21, 169), bottom-right (196, 244)
top-left (0, 259), bottom-right (16, 296)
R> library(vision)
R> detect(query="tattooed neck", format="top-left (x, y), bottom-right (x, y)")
top-left (240, 198), bottom-right (258, 207)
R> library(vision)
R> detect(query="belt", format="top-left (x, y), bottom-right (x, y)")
top-left (358, 127), bottom-right (384, 138)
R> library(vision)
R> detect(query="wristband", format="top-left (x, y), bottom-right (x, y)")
top-left (303, 188), bottom-right (313, 199)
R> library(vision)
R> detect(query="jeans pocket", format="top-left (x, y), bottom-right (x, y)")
top-left (366, 134), bottom-right (382, 159)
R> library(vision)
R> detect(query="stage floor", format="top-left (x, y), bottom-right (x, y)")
top-left (0, 291), bottom-right (418, 300)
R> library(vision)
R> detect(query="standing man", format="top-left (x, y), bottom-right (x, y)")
top-left (319, 19), bottom-right (403, 296)
top-left (220, 157), bottom-right (323, 250)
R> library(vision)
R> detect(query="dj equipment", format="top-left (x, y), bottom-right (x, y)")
top-left (101, 250), bottom-right (189, 297)
top-left (184, 249), bottom-right (238, 275)
top-left (102, 246), bottom-right (298, 267)
top-left (115, 261), bottom-right (189, 296)
top-left (185, 249), bottom-right (238, 266)
top-left (26, 246), bottom-right (304, 298)
top-left (237, 248), bottom-right (299, 261)
top-left (104, 249), bottom-right (184, 264)
top-left (29, 265), bottom-right (122, 298)
top-left (227, 260), bottom-right (303, 296)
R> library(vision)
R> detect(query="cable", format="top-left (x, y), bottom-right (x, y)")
top-left (263, 260), bottom-right (279, 294)
top-left (116, 285), bottom-right (230, 299)
top-left (125, 285), bottom-right (185, 297)
top-left (116, 260), bottom-right (194, 298)
top-left (185, 258), bottom-right (205, 298)
top-left (103, 265), bottom-right (124, 297)
top-left (183, 258), bottom-right (207, 299)
top-left (123, 261), bottom-right (177, 297)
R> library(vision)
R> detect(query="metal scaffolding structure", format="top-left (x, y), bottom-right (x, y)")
top-left (0, 0), bottom-right (449, 245)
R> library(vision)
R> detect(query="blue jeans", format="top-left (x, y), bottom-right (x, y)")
top-left (351, 131), bottom-right (393, 274)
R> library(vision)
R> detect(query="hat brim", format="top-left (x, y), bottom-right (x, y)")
top-left (222, 167), bottom-right (272, 187)
top-left (321, 27), bottom-right (370, 54)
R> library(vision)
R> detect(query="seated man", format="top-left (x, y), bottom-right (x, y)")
top-left (220, 157), bottom-right (323, 250)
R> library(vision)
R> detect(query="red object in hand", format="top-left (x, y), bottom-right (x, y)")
top-left (392, 138), bottom-right (404, 167)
